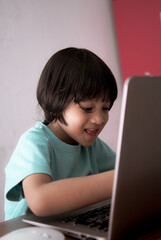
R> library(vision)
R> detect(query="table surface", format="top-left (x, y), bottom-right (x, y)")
top-left (0, 215), bottom-right (161, 239)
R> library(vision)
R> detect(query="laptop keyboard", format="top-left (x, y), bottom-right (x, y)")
top-left (62, 204), bottom-right (111, 232)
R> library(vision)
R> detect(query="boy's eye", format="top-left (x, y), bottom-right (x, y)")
top-left (80, 106), bottom-right (93, 113)
top-left (103, 107), bottom-right (110, 111)
top-left (78, 103), bottom-right (93, 113)
top-left (84, 107), bottom-right (93, 113)
top-left (79, 103), bottom-right (110, 113)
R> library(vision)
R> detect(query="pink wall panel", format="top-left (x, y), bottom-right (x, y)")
top-left (113, 0), bottom-right (161, 81)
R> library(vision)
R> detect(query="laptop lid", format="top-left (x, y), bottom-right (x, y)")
top-left (108, 76), bottom-right (161, 239)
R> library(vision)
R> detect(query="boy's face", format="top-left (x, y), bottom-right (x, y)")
top-left (49, 99), bottom-right (110, 147)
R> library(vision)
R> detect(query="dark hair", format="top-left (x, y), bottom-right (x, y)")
top-left (37, 47), bottom-right (117, 124)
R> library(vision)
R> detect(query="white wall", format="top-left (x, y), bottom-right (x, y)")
top-left (0, 0), bottom-right (122, 222)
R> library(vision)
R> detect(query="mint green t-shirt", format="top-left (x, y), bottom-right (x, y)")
top-left (4, 122), bottom-right (116, 220)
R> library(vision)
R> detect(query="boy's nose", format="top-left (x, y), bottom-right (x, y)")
top-left (90, 112), bottom-right (106, 125)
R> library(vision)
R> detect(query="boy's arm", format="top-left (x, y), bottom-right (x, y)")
top-left (22, 170), bottom-right (114, 217)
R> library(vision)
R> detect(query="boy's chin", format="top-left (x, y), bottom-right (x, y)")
top-left (80, 140), bottom-right (96, 147)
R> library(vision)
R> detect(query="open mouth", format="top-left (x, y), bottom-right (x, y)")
top-left (85, 128), bottom-right (99, 137)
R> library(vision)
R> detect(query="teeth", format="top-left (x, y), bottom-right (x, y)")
top-left (87, 129), bottom-right (96, 132)
top-left (86, 129), bottom-right (97, 135)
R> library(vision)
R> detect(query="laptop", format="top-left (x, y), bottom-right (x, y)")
top-left (23, 76), bottom-right (161, 239)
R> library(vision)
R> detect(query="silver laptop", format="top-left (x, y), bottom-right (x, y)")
top-left (23, 76), bottom-right (161, 239)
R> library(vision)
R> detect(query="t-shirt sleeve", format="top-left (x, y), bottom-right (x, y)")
top-left (5, 131), bottom-right (53, 201)
top-left (94, 138), bottom-right (116, 172)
